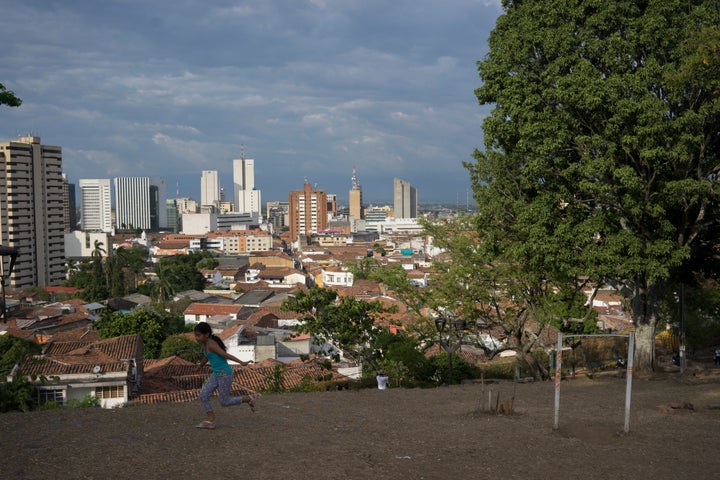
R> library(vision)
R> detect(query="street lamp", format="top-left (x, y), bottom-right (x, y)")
top-left (0, 245), bottom-right (19, 323)
top-left (435, 316), bottom-right (466, 385)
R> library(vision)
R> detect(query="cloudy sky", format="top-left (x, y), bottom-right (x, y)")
top-left (1, 0), bottom-right (502, 205)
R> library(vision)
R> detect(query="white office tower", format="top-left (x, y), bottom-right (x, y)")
top-left (114, 177), bottom-right (151, 230)
top-left (0, 136), bottom-right (65, 287)
top-left (79, 179), bottom-right (112, 232)
top-left (233, 156), bottom-right (262, 221)
top-left (200, 170), bottom-right (220, 209)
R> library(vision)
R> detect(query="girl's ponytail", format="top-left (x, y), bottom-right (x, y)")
top-left (211, 334), bottom-right (227, 351)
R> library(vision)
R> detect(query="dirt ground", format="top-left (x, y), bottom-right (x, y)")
top-left (2, 368), bottom-right (720, 480)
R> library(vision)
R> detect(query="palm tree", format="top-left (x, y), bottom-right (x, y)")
top-left (154, 262), bottom-right (177, 303)
top-left (90, 240), bottom-right (106, 288)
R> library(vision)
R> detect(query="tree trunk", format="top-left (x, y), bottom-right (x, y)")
top-left (629, 281), bottom-right (664, 373)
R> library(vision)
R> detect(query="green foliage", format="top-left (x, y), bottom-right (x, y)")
top-left (0, 376), bottom-right (36, 412)
top-left (374, 330), bottom-right (430, 386)
top-left (195, 254), bottom-right (219, 271)
top-left (471, 0), bottom-right (720, 372)
top-left (153, 252), bottom-right (210, 302)
top-left (476, 359), bottom-right (517, 380)
top-left (263, 364), bottom-right (287, 393)
top-left (346, 257), bottom-right (385, 280)
top-left (0, 82), bottom-right (22, 107)
top-left (0, 335), bottom-right (42, 377)
top-left (660, 278), bottom-right (720, 350)
top-left (22, 287), bottom-right (50, 302)
top-left (160, 334), bottom-right (203, 362)
top-left (67, 394), bottom-right (100, 408)
top-left (428, 353), bottom-right (478, 386)
top-left (281, 287), bottom-right (388, 370)
top-left (95, 309), bottom-right (185, 359)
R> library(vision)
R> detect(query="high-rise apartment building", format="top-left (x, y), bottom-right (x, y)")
top-left (266, 201), bottom-right (289, 231)
top-left (349, 166), bottom-right (364, 220)
top-left (79, 179), bottom-right (112, 232)
top-left (114, 177), bottom-right (150, 231)
top-left (62, 174), bottom-right (77, 232)
top-left (233, 155), bottom-right (262, 220)
top-left (393, 177), bottom-right (417, 219)
top-left (200, 170), bottom-right (220, 209)
top-left (0, 136), bottom-right (65, 287)
top-left (289, 183), bottom-right (328, 242)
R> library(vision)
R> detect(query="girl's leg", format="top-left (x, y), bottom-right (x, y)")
top-left (199, 375), bottom-right (219, 422)
top-left (217, 374), bottom-right (245, 407)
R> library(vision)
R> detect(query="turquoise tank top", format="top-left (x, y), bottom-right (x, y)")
top-left (205, 349), bottom-right (232, 376)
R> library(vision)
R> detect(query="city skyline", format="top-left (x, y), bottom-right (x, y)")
top-left (0, 1), bottom-right (502, 204)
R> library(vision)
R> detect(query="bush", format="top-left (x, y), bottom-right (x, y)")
top-left (0, 376), bottom-right (36, 412)
top-left (67, 394), bottom-right (100, 408)
top-left (476, 358), bottom-right (517, 379)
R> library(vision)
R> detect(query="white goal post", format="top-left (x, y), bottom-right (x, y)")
top-left (553, 332), bottom-right (635, 433)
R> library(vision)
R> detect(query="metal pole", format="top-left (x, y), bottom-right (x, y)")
top-left (679, 283), bottom-right (686, 374)
top-left (624, 332), bottom-right (634, 433)
top-left (554, 333), bottom-right (562, 430)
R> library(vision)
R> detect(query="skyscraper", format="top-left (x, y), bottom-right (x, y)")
top-left (289, 183), bottom-right (328, 242)
top-left (114, 177), bottom-right (150, 231)
top-left (79, 179), bottom-right (112, 232)
top-left (233, 153), bottom-right (262, 220)
top-left (150, 177), bottom-right (167, 230)
top-left (200, 170), bottom-right (220, 209)
top-left (349, 166), bottom-right (364, 220)
top-left (393, 177), bottom-right (417, 219)
top-left (0, 136), bottom-right (65, 287)
top-left (63, 174), bottom-right (77, 232)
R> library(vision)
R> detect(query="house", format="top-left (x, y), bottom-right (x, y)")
top-left (107, 293), bottom-right (152, 312)
top-left (318, 266), bottom-right (354, 288)
top-left (8, 333), bottom-right (143, 409)
top-left (6, 299), bottom-right (95, 336)
top-left (257, 267), bottom-right (307, 286)
top-left (183, 303), bottom-right (245, 324)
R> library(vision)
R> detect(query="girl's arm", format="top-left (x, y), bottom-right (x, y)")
top-left (207, 338), bottom-right (253, 366)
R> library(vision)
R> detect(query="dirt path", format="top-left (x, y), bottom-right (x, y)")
top-left (2, 375), bottom-right (719, 480)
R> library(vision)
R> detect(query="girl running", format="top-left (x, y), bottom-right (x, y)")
top-left (193, 322), bottom-right (257, 429)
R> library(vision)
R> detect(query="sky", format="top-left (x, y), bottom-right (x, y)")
top-left (0, 0), bottom-right (503, 206)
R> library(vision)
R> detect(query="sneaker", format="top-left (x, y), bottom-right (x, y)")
top-left (195, 420), bottom-right (216, 429)
top-left (248, 394), bottom-right (258, 413)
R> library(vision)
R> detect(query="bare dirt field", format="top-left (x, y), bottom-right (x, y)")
top-left (2, 368), bottom-right (719, 480)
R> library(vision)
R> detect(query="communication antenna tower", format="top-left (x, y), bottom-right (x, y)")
top-left (351, 165), bottom-right (361, 190)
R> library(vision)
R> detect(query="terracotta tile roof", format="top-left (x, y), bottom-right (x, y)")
top-left (17, 357), bottom-right (129, 376)
top-left (42, 286), bottom-right (81, 294)
top-left (133, 361), bottom-right (349, 405)
top-left (15, 335), bottom-right (138, 373)
top-left (247, 306), bottom-right (302, 323)
top-left (183, 303), bottom-right (243, 316)
top-left (46, 327), bottom-right (100, 343)
top-left (257, 267), bottom-right (305, 279)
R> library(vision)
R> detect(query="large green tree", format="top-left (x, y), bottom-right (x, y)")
top-left (472, 0), bottom-right (720, 372)
top-left (281, 287), bottom-right (388, 371)
top-left (95, 309), bottom-right (184, 358)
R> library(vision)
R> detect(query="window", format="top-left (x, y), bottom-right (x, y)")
top-left (96, 385), bottom-right (125, 399)
top-left (38, 388), bottom-right (65, 406)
